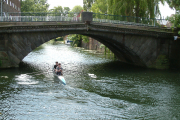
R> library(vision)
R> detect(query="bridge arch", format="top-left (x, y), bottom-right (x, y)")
top-left (0, 23), bottom-right (172, 68)
top-left (7, 31), bottom-right (151, 68)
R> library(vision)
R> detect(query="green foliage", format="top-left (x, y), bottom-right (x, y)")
top-left (68, 34), bottom-right (89, 46)
top-left (69, 5), bottom-right (83, 17)
top-left (166, 0), bottom-right (180, 35)
top-left (91, 0), bottom-right (108, 14)
top-left (63, 7), bottom-right (71, 15)
top-left (100, 44), bottom-right (105, 49)
top-left (68, 34), bottom-right (81, 47)
top-left (156, 55), bottom-right (169, 69)
top-left (167, 13), bottom-right (180, 35)
top-left (55, 37), bottom-right (64, 41)
top-left (166, 0), bottom-right (180, 11)
top-left (82, 36), bottom-right (89, 43)
top-left (83, 0), bottom-right (95, 12)
top-left (71, 5), bottom-right (83, 13)
top-left (50, 6), bottom-right (63, 15)
top-left (49, 6), bottom-right (70, 16)
top-left (21, 0), bottom-right (49, 13)
top-left (85, 0), bottom-right (165, 19)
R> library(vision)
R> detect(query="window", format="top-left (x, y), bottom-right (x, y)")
top-left (7, 0), bottom-right (8, 4)
top-left (10, 1), bottom-right (11, 6)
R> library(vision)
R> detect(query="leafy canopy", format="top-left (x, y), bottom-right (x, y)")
top-left (166, 0), bottom-right (180, 35)
top-left (49, 6), bottom-right (70, 16)
top-left (21, 0), bottom-right (49, 12)
top-left (84, 0), bottom-right (165, 19)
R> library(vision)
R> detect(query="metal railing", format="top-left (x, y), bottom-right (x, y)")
top-left (0, 12), bottom-right (170, 27)
top-left (0, 16), bottom-right (81, 22)
top-left (93, 13), bottom-right (169, 27)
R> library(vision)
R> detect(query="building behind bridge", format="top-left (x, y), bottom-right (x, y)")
top-left (0, 0), bottom-right (21, 16)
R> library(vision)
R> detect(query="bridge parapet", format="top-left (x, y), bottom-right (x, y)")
top-left (81, 12), bottom-right (93, 24)
top-left (0, 12), bottom-right (171, 29)
top-left (0, 22), bottom-right (173, 38)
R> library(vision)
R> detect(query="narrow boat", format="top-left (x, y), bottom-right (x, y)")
top-left (53, 69), bottom-right (66, 85)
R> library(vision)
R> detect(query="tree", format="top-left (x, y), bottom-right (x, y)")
top-left (21, 0), bottom-right (49, 13)
top-left (82, 36), bottom-right (89, 43)
top-left (91, 0), bottom-right (108, 14)
top-left (69, 5), bottom-right (83, 17)
top-left (166, 0), bottom-right (180, 35)
top-left (71, 5), bottom-right (83, 13)
top-left (106, 0), bottom-right (165, 18)
top-left (166, 0), bottom-right (180, 11)
top-left (68, 34), bottom-right (81, 47)
top-left (83, 0), bottom-right (95, 12)
top-left (49, 6), bottom-right (70, 16)
top-left (68, 34), bottom-right (89, 47)
top-left (50, 6), bottom-right (63, 16)
top-left (63, 7), bottom-right (71, 16)
top-left (67, 5), bottom-right (87, 47)
top-left (86, 0), bottom-right (165, 19)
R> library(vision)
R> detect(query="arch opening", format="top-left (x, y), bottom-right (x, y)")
top-left (3, 30), bottom-right (146, 68)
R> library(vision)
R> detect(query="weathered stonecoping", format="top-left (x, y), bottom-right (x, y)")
top-left (0, 21), bottom-right (174, 33)
top-left (0, 22), bottom-right (174, 38)
top-left (0, 21), bottom-right (83, 26)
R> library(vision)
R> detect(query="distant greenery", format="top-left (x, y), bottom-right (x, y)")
top-left (83, 0), bottom-right (165, 19)
top-left (167, 13), bottom-right (180, 34)
top-left (83, 0), bottom-right (94, 12)
top-left (82, 36), bottom-right (89, 43)
top-left (83, 0), bottom-right (180, 34)
top-left (21, 0), bottom-right (49, 13)
top-left (166, 0), bottom-right (180, 35)
top-left (166, 0), bottom-right (180, 11)
top-left (68, 34), bottom-right (81, 47)
top-left (68, 34), bottom-right (89, 47)
top-left (49, 6), bottom-right (70, 16)
top-left (68, 5), bottom-right (83, 17)
top-left (55, 37), bottom-right (64, 41)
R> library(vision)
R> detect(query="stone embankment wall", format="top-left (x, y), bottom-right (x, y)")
top-left (0, 40), bottom-right (14, 68)
top-left (81, 36), bottom-right (180, 69)
top-left (81, 37), bottom-right (105, 53)
top-left (169, 40), bottom-right (180, 69)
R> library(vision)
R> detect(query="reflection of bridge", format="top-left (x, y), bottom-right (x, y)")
top-left (0, 12), bottom-right (179, 69)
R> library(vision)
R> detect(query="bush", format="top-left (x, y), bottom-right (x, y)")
top-left (167, 13), bottom-right (180, 35)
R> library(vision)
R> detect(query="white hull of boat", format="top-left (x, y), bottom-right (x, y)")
top-left (53, 70), bottom-right (66, 85)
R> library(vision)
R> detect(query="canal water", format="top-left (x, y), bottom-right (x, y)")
top-left (0, 42), bottom-right (180, 119)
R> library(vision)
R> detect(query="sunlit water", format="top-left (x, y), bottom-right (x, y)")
top-left (0, 42), bottom-right (180, 119)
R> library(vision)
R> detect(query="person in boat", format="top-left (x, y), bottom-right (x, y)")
top-left (54, 61), bottom-right (58, 71)
top-left (56, 63), bottom-right (63, 75)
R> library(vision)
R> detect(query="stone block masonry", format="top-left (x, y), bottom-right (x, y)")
top-left (0, 21), bottom-right (177, 69)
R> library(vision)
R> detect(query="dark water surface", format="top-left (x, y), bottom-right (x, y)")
top-left (0, 43), bottom-right (180, 119)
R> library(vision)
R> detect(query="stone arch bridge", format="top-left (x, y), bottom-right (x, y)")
top-left (0, 21), bottom-right (177, 69)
